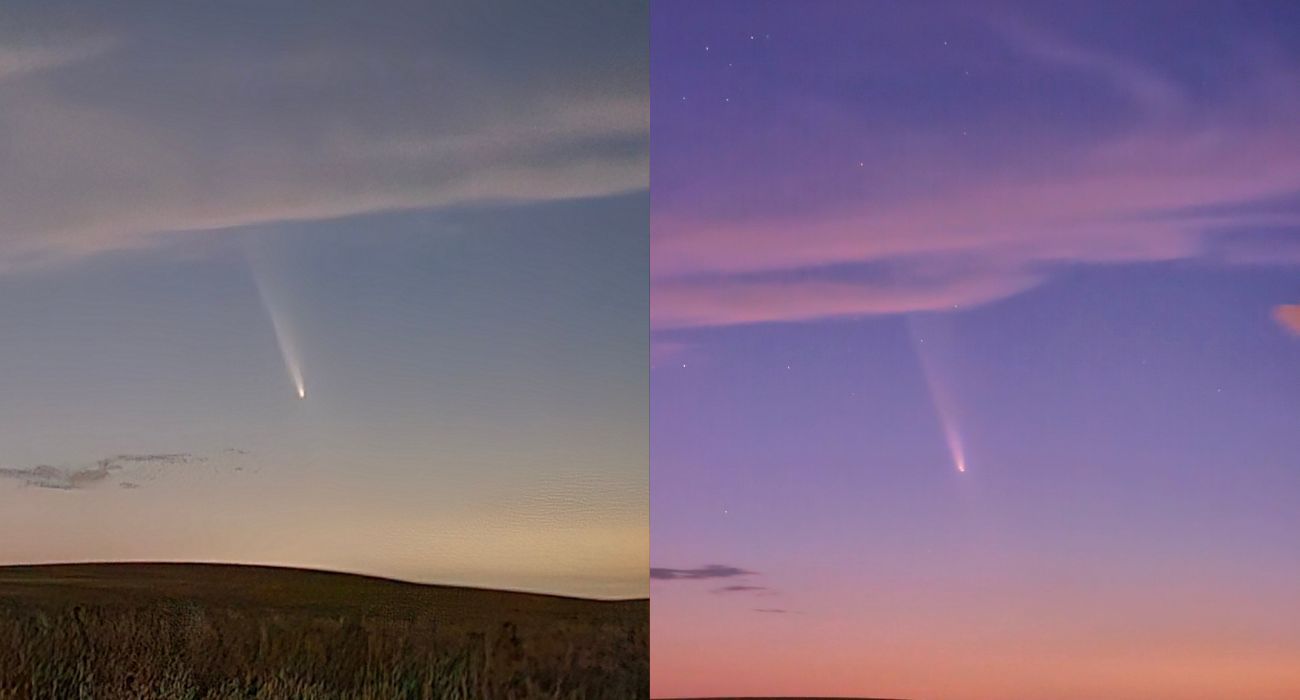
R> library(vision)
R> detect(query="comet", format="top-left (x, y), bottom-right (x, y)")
top-left (907, 315), bottom-right (967, 474)
top-left (247, 246), bottom-right (306, 400)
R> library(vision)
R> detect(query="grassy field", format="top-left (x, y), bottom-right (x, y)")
top-left (0, 563), bottom-right (647, 699)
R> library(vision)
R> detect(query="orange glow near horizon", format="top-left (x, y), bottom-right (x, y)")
top-left (651, 578), bottom-right (1300, 700)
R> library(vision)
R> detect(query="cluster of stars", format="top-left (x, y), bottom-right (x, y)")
top-left (681, 33), bottom-right (773, 104)
top-left (849, 39), bottom-right (975, 169)
top-left (687, 31), bottom-right (979, 171)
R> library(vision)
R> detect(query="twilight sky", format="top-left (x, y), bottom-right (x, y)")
top-left (0, 1), bottom-right (647, 599)
top-left (651, 2), bottom-right (1300, 698)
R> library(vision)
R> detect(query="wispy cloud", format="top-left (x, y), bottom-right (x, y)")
top-left (113, 453), bottom-right (197, 465)
top-left (0, 17), bottom-right (114, 82)
top-left (0, 3), bottom-right (647, 271)
top-left (0, 451), bottom-right (245, 491)
top-left (651, 19), bottom-right (1300, 331)
top-left (0, 31), bottom-right (114, 82)
top-left (992, 15), bottom-right (1185, 114)
top-left (1275, 305), bottom-right (1300, 336)
top-left (650, 339), bottom-right (691, 365)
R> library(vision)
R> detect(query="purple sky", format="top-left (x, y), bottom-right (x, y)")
top-left (650, 2), bottom-right (1300, 698)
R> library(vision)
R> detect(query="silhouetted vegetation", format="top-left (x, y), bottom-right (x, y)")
top-left (0, 563), bottom-right (647, 699)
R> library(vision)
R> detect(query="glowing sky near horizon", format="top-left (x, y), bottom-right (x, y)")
top-left (0, 1), bottom-right (648, 599)
top-left (651, 2), bottom-right (1300, 698)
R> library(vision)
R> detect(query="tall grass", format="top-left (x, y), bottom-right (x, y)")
top-left (0, 601), bottom-right (647, 699)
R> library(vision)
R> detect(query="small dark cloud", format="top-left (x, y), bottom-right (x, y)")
top-left (0, 461), bottom-right (118, 490)
top-left (753, 608), bottom-right (788, 614)
top-left (713, 584), bottom-right (767, 594)
top-left (655, 564), bottom-right (790, 605)
top-left (113, 453), bottom-right (199, 464)
top-left (651, 564), bottom-right (755, 581)
top-left (118, 482), bottom-right (140, 490)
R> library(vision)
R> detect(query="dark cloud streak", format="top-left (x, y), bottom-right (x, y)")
top-left (651, 564), bottom-right (755, 581)
top-left (0, 451), bottom-right (238, 491)
top-left (713, 584), bottom-right (768, 594)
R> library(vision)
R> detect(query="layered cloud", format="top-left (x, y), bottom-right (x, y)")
top-left (651, 11), bottom-right (1300, 330)
top-left (653, 267), bottom-right (1042, 329)
top-left (0, 1), bottom-right (647, 270)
